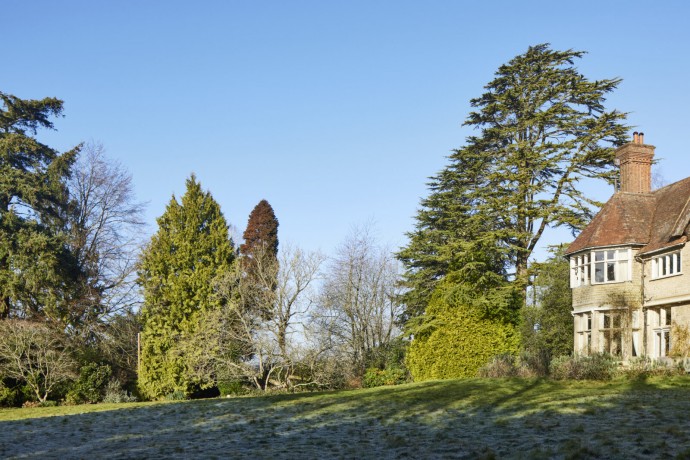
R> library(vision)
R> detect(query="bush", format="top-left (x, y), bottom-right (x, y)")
top-left (66, 363), bottom-right (112, 404)
top-left (164, 390), bottom-right (187, 401)
top-left (0, 381), bottom-right (21, 407)
top-left (38, 400), bottom-right (58, 407)
top-left (478, 354), bottom-right (518, 378)
top-left (406, 285), bottom-right (521, 381)
top-left (619, 357), bottom-right (684, 380)
top-left (217, 381), bottom-right (247, 397)
top-left (363, 367), bottom-right (409, 388)
top-left (517, 349), bottom-right (551, 378)
top-left (550, 353), bottom-right (616, 380)
top-left (102, 380), bottom-right (138, 403)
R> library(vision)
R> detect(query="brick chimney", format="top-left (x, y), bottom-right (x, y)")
top-left (615, 132), bottom-right (655, 193)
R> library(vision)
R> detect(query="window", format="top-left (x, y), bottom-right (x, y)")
top-left (653, 307), bottom-right (672, 358)
top-left (577, 312), bottom-right (592, 354)
top-left (593, 249), bottom-right (629, 284)
top-left (651, 251), bottom-right (682, 279)
top-left (600, 311), bottom-right (622, 356)
top-left (570, 248), bottom-right (630, 287)
top-left (570, 253), bottom-right (590, 287)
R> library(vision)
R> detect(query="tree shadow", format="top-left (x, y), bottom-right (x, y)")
top-left (1, 377), bottom-right (690, 459)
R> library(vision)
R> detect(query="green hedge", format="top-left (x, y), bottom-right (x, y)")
top-left (406, 284), bottom-right (520, 381)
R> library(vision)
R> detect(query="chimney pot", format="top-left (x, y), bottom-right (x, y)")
top-left (633, 132), bottom-right (639, 143)
top-left (639, 132), bottom-right (645, 144)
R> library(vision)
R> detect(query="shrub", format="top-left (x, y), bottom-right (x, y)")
top-left (66, 363), bottom-right (112, 404)
top-left (406, 285), bottom-right (521, 381)
top-left (38, 400), bottom-right (58, 407)
top-left (164, 390), bottom-right (187, 401)
top-left (102, 380), bottom-right (138, 403)
top-left (363, 367), bottom-right (409, 388)
top-left (0, 381), bottom-right (21, 408)
top-left (517, 349), bottom-right (551, 378)
top-left (217, 381), bottom-right (247, 397)
top-left (619, 357), bottom-right (684, 380)
top-left (478, 354), bottom-right (518, 378)
top-left (550, 353), bottom-right (616, 380)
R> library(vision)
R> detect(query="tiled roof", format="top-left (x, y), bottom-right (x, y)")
top-left (565, 177), bottom-right (690, 256)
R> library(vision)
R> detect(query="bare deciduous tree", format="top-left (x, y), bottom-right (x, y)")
top-left (190, 243), bottom-right (324, 391)
top-left (314, 224), bottom-right (403, 379)
top-left (67, 142), bottom-right (145, 330)
top-left (0, 320), bottom-right (77, 402)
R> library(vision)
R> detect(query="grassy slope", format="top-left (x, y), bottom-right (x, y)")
top-left (2, 377), bottom-right (690, 458)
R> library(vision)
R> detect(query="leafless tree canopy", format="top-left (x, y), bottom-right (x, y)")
top-left (0, 320), bottom-right (77, 402)
top-left (67, 142), bottom-right (146, 327)
top-left (187, 244), bottom-right (325, 391)
top-left (314, 224), bottom-right (403, 378)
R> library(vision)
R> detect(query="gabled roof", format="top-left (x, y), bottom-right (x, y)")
top-left (565, 176), bottom-right (690, 257)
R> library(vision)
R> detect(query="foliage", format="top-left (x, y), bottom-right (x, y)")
top-left (478, 350), bottom-right (551, 378)
top-left (549, 353), bottom-right (617, 380)
top-left (0, 320), bottom-right (77, 402)
top-left (240, 199), bottom-right (279, 261)
top-left (0, 91), bottom-right (81, 322)
top-left (102, 379), bottom-right (138, 403)
top-left (398, 44), bottom-right (628, 321)
top-left (0, 380), bottom-right (22, 407)
top-left (138, 175), bottom-right (235, 399)
top-left (670, 323), bottom-right (690, 360)
top-left (406, 281), bottom-right (521, 381)
top-left (217, 380), bottom-right (248, 397)
top-left (521, 246), bottom-right (573, 359)
top-left (363, 367), bottom-right (409, 388)
top-left (66, 363), bottom-right (112, 404)
top-left (209, 244), bottom-right (324, 392)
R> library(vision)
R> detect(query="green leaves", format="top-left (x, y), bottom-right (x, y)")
top-left (399, 43), bottom-right (627, 320)
top-left (0, 92), bottom-right (80, 321)
top-left (138, 175), bottom-right (235, 399)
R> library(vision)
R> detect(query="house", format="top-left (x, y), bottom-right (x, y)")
top-left (565, 132), bottom-right (690, 360)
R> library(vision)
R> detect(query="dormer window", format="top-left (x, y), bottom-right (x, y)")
top-left (570, 248), bottom-right (631, 287)
top-left (651, 251), bottom-right (682, 279)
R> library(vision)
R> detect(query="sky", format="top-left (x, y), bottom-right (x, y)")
top-left (4, 0), bottom-right (690, 262)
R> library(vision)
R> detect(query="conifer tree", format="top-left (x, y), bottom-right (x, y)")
top-left (0, 92), bottom-right (81, 321)
top-left (240, 199), bottom-right (279, 261)
top-left (399, 44), bottom-right (628, 321)
top-left (138, 175), bottom-right (235, 398)
top-left (239, 200), bottom-right (279, 316)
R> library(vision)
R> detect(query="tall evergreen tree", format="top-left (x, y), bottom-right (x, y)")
top-left (240, 199), bottom-right (279, 261)
top-left (138, 175), bottom-right (235, 399)
top-left (399, 44), bottom-right (628, 321)
top-left (239, 200), bottom-right (279, 316)
top-left (0, 92), bottom-right (81, 321)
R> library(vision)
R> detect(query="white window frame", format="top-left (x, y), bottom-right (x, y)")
top-left (571, 248), bottom-right (631, 287)
top-left (592, 248), bottom-right (631, 284)
top-left (577, 312), bottom-right (592, 355)
top-left (570, 253), bottom-right (590, 287)
top-left (651, 251), bottom-right (682, 280)
top-left (653, 307), bottom-right (672, 358)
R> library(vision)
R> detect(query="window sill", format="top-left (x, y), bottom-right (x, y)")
top-left (650, 272), bottom-right (683, 281)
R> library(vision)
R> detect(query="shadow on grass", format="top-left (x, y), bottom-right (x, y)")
top-left (2, 377), bottom-right (690, 459)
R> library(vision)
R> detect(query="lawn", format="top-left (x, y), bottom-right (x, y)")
top-left (2, 377), bottom-right (690, 459)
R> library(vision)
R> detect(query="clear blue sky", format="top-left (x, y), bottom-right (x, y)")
top-left (5, 0), bottom-right (690, 260)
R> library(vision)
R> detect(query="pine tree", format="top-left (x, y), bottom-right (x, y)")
top-left (399, 44), bottom-right (628, 320)
top-left (138, 175), bottom-right (235, 399)
top-left (0, 92), bottom-right (81, 321)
